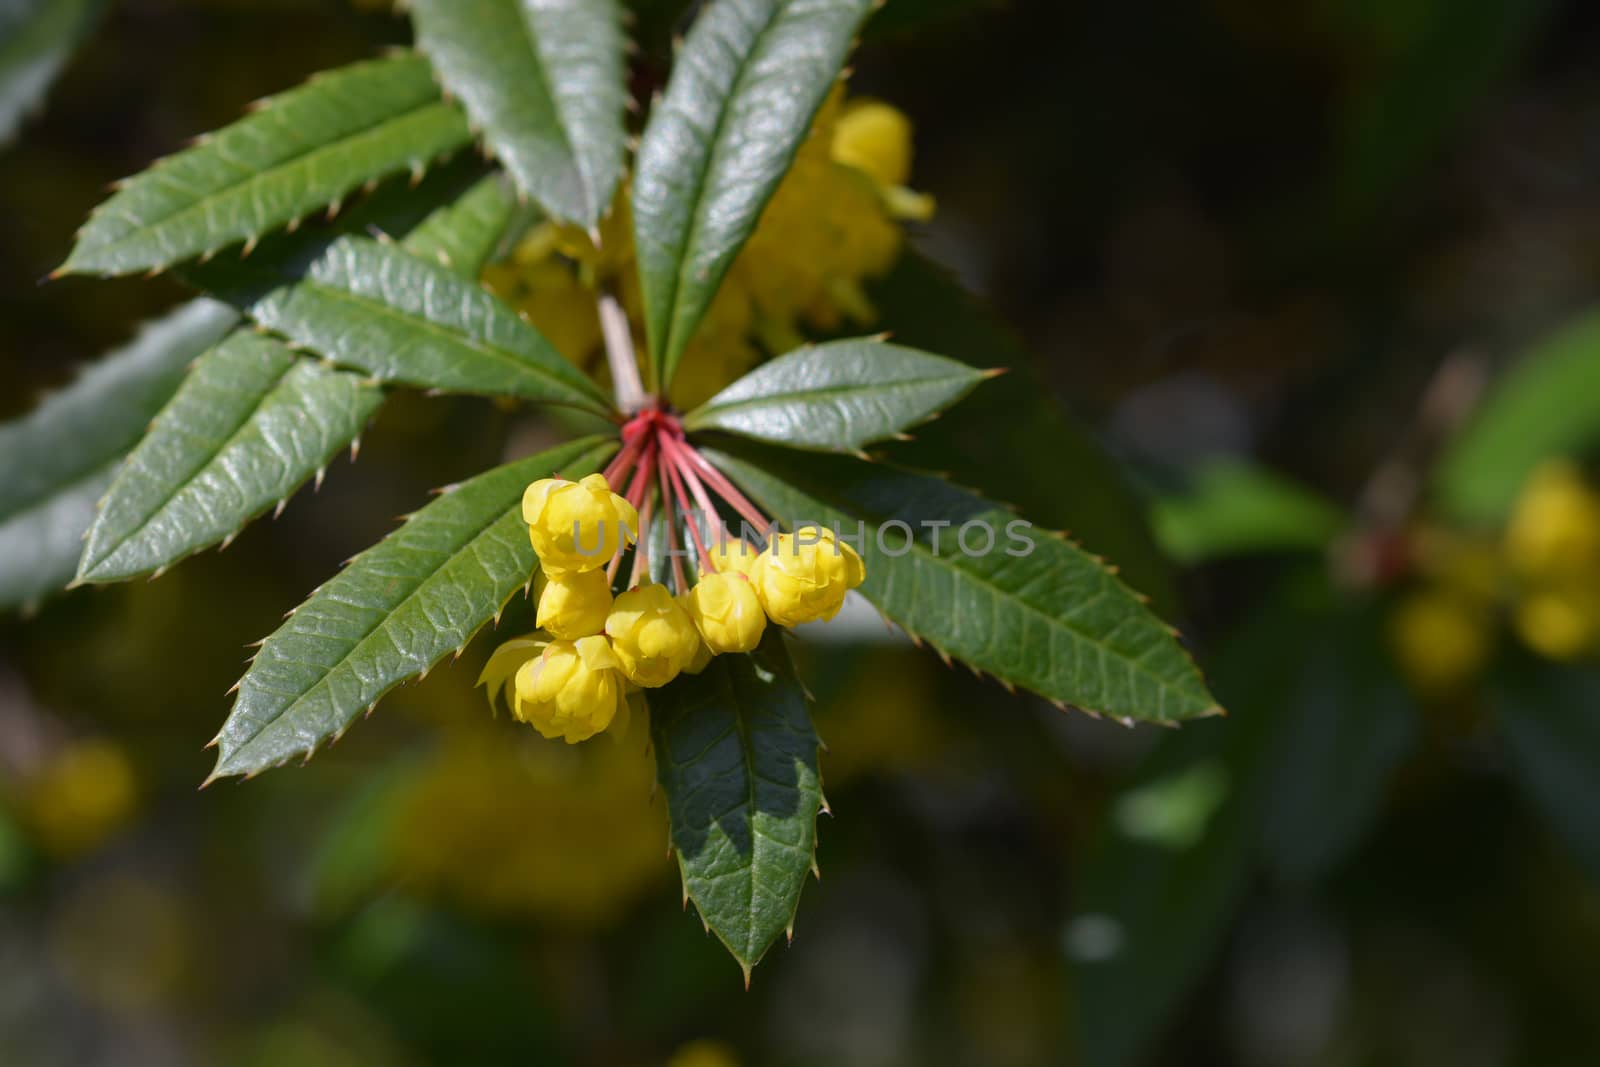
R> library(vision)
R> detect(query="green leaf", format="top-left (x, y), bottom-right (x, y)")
top-left (1494, 660), bottom-right (1600, 883)
top-left (683, 338), bottom-right (989, 453)
top-left (705, 441), bottom-right (1219, 723)
top-left (1069, 577), bottom-right (1316, 1067)
top-left (870, 251), bottom-right (1178, 616)
top-left (76, 333), bottom-right (383, 582)
top-left (650, 631), bottom-right (821, 977)
top-left (1436, 310), bottom-right (1600, 523)
top-left (1149, 459), bottom-right (1345, 565)
top-left (395, 171), bottom-right (522, 278)
top-left (79, 172), bottom-right (522, 584)
top-left (632, 0), bottom-right (874, 388)
top-left (408, 0), bottom-right (627, 227)
top-left (58, 53), bottom-right (473, 276)
top-left (187, 232), bottom-right (612, 414)
top-left (0, 0), bottom-right (104, 148)
top-left (0, 299), bottom-right (238, 611)
top-left (210, 436), bottom-right (616, 780)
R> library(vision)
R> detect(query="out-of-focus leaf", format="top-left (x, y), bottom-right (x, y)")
top-left (0, 0), bottom-right (103, 148)
top-left (708, 441), bottom-right (1219, 723)
top-left (76, 334), bottom-right (382, 582)
top-left (1068, 578), bottom-right (1316, 1067)
top-left (1495, 660), bottom-right (1600, 883)
top-left (58, 54), bottom-right (473, 276)
top-left (1150, 459), bottom-right (1344, 565)
top-left (0, 299), bottom-right (238, 611)
top-left (632, 0), bottom-right (874, 389)
top-left (684, 339), bottom-right (989, 453)
top-left (1436, 311), bottom-right (1600, 523)
top-left (188, 233), bottom-right (611, 413)
top-left (80, 173), bottom-right (521, 583)
top-left (1259, 599), bottom-right (1417, 883)
top-left (210, 437), bottom-right (615, 780)
top-left (650, 631), bottom-right (821, 977)
top-left (871, 251), bottom-right (1178, 615)
top-left (408, 0), bottom-right (627, 227)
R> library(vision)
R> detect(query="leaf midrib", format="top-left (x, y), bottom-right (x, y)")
top-left (510, 1), bottom-right (590, 218)
top-left (661, 0), bottom-right (784, 372)
top-left (77, 99), bottom-right (463, 264)
top-left (718, 454), bottom-right (1210, 716)
top-left (690, 372), bottom-right (980, 423)
top-left (249, 258), bottom-right (610, 414)
top-left (82, 350), bottom-right (299, 576)
top-left (224, 440), bottom-right (612, 761)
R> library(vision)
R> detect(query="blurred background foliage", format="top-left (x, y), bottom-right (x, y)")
top-left (6, 0), bottom-right (1600, 1064)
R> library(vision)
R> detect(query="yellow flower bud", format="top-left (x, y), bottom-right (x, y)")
top-left (832, 100), bottom-right (914, 189)
top-left (535, 568), bottom-right (613, 639)
top-left (685, 571), bottom-right (767, 654)
top-left (708, 537), bottom-right (761, 578)
top-left (524, 473), bottom-right (638, 573)
top-left (604, 583), bottom-right (701, 687)
top-left (754, 526), bottom-right (866, 627)
top-left (1505, 460), bottom-right (1600, 581)
top-left (1388, 590), bottom-right (1493, 694)
top-left (512, 635), bottom-right (628, 743)
top-left (684, 633), bottom-right (714, 675)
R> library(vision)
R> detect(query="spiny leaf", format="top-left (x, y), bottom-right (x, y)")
top-left (683, 338), bottom-right (990, 453)
top-left (409, 0), bottom-right (627, 227)
top-left (187, 232), bottom-right (612, 414)
top-left (79, 172), bottom-right (522, 584)
top-left (76, 333), bottom-right (382, 583)
top-left (632, 0), bottom-right (874, 389)
top-left (650, 631), bottom-right (821, 976)
top-left (707, 441), bottom-right (1219, 723)
top-left (0, 0), bottom-right (103, 149)
top-left (58, 53), bottom-right (473, 276)
top-left (0, 299), bottom-right (238, 611)
top-left (211, 436), bottom-right (616, 780)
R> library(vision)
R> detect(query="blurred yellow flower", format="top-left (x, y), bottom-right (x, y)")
top-left (24, 738), bottom-right (138, 858)
top-left (1389, 589), bottom-right (1494, 694)
top-left (1505, 460), bottom-right (1600, 581)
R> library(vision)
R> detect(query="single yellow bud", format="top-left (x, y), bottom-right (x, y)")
top-left (1388, 590), bottom-right (1493, 694)
top-left (685, 571), bottom-right (767, 654)
top-left (684, 633), bottom-right (714, 675)
top-left (708, 537), bottom-right (762, 578)
top-left (535, 568), bottom-right (613, 639)
top-left (754, 526), bottom-right (866, 627)
top-left (1514, 586), bottom-right (1600, 661)
top-left (832, 100), bottom-right (914, 189)
top-left (1505, 460), bottom-right (1600, 581)
top-left (512, 635), bottom-right (628, 743)
top-left (605, 583), bottom-right (702, 687)
top-left (524, 472), bottom-right (638, 573)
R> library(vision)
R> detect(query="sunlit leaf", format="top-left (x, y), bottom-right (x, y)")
top-left (188, 232), bottom-right (611, 413)
top-left (409, 0), bottom-right (627, 227)
top-left (211, 436), bottom-right (616, 780)
top-left (684, 338), bottom-right (989, 453)
top-left (632, 0), bottom-right (874, 388)
top-left (650, 631), bottom-right (821, 976)
top-left (58, 54), bottom-right (473, 276)
top-left (706, 441), bottom-right (1219, 723)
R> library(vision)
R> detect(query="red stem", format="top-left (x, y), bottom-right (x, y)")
top-left (663, 451), bottom-right (715, 573)
top-left (666, 436), bottom-right (769, 534)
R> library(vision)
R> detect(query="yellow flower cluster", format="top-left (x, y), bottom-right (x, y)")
top-left (483, 474), bottom-right (866, 743)
top-left (1389, 459), bottom-right (1600, 693)
top-left (480, 90), bottom-right (933, 408)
